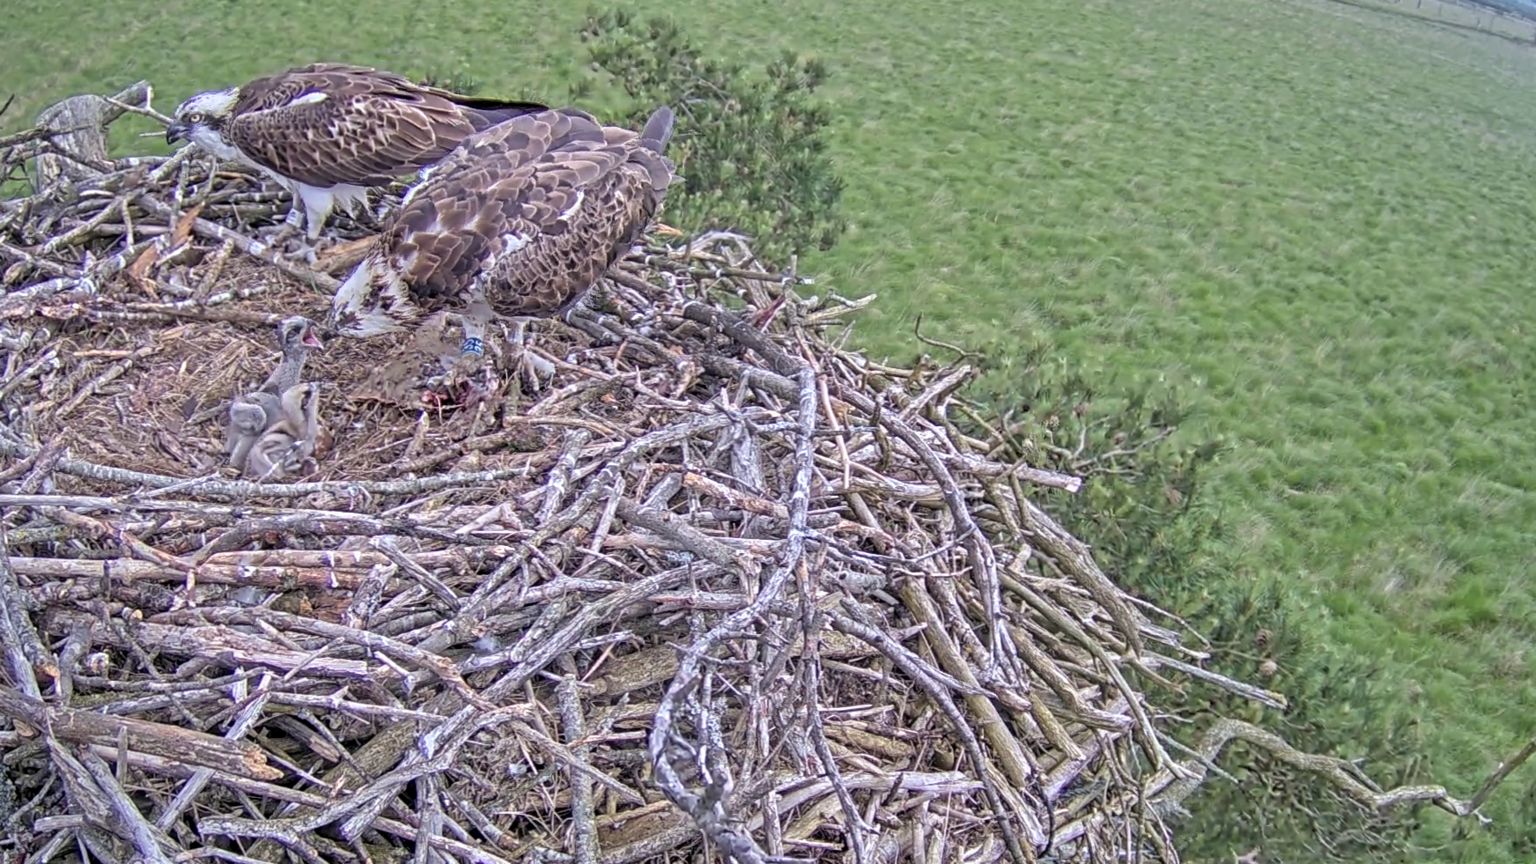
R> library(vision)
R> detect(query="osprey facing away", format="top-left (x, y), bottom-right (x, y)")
top-left (326, 105), bottom-right (677, 383)
top-left (165, 63), bottom-right (547, 247)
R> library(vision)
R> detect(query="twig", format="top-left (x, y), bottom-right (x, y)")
top-left (0, 685), bottom-right (279, 780)
top-left (912, 313), bottom-right (981, 362)
top-left (558, 666), bottom-right (599, 864)
top-left (0, 526), bottom-right (60, 688)
top-left (0, 438), bottom-right (576, 499)
top-left (134, 196), bottom-right (340, 292)
top-left (1155, 719), bottom-right (1529, 824)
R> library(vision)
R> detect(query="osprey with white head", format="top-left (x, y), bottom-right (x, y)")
top-left (166, 63), bottom-right (547, 249)
top-left (327, 105), bottom-right (678, 394)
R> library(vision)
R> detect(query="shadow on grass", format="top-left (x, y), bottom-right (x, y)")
top-left (1316, 0), bottom-right (1536, 45)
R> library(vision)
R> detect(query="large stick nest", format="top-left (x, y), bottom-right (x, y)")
top-left (0, 83), bottom-right (1500, 864)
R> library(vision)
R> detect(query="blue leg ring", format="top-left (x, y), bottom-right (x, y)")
top-left (461, 336), bottom-right (485, 356)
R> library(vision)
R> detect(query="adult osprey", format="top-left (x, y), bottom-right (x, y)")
top-left (326, 105), bottom-right (677, 381)
top-left (165, 63), bottom-right (547, 247)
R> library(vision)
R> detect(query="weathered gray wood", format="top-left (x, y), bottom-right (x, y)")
top-left (33, 81), bottom-right (151, 187)
top-left (0, 685), bottom-right (280, 780)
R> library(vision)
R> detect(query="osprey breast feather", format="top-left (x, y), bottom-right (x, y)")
top-left (328, 105), bottom-right (677, 339)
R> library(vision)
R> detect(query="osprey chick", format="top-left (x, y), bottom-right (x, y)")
top-left (222, 316), bottom-right (324, 472)
top-left (166, 63), bottom-right (547, 245)
top-left (326, 105), bottom-right (677, 371)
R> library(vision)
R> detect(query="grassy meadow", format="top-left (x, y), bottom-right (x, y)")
top-left (6, 0), bottom-right (1536, 858)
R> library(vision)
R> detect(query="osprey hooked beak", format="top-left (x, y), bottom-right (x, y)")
top-left (164, 122), bottom-right (191, 146)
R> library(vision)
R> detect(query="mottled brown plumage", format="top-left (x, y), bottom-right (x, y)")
top-left (328, 105), bottom-right (677, 339)
top-left (166, 63), bottom-right (547, 241)
top-left (213, 63), bottom-right (545, 189)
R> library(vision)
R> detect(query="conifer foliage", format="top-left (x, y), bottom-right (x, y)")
top-left (578, 9), bottom-right (847, 264)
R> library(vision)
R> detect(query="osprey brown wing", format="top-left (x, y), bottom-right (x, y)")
top-left (325, 106), bottom-right (675, 339)
top-left (232, 64), bottom-right (542, 120)
top-left (377, 109), bottom-right (612, 306)
top-left (480, 154), bottom-right (667, 318)
top-left (385, 107), bottom-right (672, 319)
top-left (222, 68), bottom-right (486, 189)
top-left (228, 64), bottom-right (382, 113)
top-left (415, 107), bottom-right (609, 182)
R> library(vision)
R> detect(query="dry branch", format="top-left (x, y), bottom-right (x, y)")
top-left (0, 685), bottom-right (279, 780)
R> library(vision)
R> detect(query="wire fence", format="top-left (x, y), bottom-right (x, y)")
top-left (1358, 0), bottom-right (1536, 41)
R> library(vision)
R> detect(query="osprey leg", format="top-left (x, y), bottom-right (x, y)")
top-left (459, 311), bottom-right (488, 358)
top-left (296, 185), bottom-right (336, 243)
top-left (507, 319), bottom-right (556, 384)
top-left (418, 310), bottom-right (498, 410)
top-left (456, 312), bottom-right (554, 386)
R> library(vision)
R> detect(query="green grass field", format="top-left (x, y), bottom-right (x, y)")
top-left (6, 0), bottom-right (1536, 859)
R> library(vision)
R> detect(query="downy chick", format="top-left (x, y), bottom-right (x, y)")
top-left (246, 382), bottom-right (322, 481)
top-left (259, 316), bottom-right (325, 395)
top-left (223, 316), bottom-right (325, 472)
top-left (224, 391), bottom-right (281, 472)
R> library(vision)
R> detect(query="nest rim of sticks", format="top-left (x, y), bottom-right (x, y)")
top-left (0, 82), bottom-right (1522, 864)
